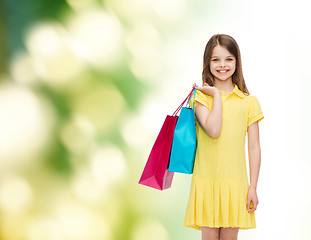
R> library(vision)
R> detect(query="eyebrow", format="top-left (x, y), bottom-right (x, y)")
top-left (211, 55), bottom-right (234, 58)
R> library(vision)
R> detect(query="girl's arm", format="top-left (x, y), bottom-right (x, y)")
top-left (247, 121), bottom-right (261, 190)
top-left (195, 91), bottom-right (222, 138)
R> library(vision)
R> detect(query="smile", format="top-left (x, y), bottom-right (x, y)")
top-left (217, 70), bottom-right (229, 73)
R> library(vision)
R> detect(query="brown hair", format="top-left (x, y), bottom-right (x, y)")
top-left (202, 34), bottom-right (250, 95)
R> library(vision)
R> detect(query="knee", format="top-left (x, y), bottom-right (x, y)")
top-left (219, 227), bottom-right (239, 240)
top-left (203, 237), bottom-right (219, 240)
top-left (203, 236), bottom-right (219, 240)
top-left (201, 226), bottom-right (220, 240)
top-left (220, 237), bottom-right (236, 240)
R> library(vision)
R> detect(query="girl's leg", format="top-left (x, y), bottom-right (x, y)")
top-left (201, 226), bottom-right (220, 240)
top-left (219, 227), bottom-right (239, 240)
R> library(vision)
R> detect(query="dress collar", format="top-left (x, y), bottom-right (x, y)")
top-left (218, 84), bottom-right (246, 99)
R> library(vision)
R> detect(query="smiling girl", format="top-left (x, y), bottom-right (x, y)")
top-left (184, 34), bottom-right (264, 240)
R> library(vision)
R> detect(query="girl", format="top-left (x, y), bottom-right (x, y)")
top-left (184, 34), bottom-right (264, 240)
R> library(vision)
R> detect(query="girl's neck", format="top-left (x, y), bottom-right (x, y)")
top-left (213, 80), bottom-right (235, 94)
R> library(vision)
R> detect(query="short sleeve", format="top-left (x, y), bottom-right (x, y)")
top-left (188, 89), bottom-right (209, 110)
top-left (248, 96), bottom-right (264, 126)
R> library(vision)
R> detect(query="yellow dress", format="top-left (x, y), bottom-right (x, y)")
top-left (184, 84), bottom-right (264, 230)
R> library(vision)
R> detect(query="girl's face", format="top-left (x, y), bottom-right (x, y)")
top-left (210, 44), bottom-right (236, 83)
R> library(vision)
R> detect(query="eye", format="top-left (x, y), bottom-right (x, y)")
top-left (227, 58), bottom-right (233, 61)
top-left (212, 59), bottom-right (218, 61)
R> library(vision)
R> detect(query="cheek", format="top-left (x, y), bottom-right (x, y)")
top-left (229, 62), bottom-right (236, 70)
top-left (209, 63), bottom-right (216, 70)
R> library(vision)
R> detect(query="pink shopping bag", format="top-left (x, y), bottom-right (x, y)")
top-left (138, 86), bottom-right (196, 190)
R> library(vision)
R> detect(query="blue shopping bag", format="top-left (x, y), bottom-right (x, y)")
top-left (168, 86), bottom-right (197, 174)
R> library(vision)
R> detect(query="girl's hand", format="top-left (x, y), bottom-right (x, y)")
top-left (192, 82), bottom-right (219, 97)
top-left (247, 187), bottom-right (259, 213)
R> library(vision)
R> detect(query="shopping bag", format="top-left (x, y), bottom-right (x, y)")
top-left (138, 115), bottom-right (177, 190)
top-left (138, 85), bottom-right (197, 190)
top-left (168, 86), bottom-right (197, 174)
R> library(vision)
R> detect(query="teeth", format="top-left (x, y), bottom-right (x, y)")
top-left (218, 70), bottom-right (228, 72)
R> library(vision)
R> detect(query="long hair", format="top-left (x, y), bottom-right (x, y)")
top-left (202, 34), bottom-right (250, 95)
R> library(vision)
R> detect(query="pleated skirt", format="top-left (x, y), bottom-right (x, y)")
top-left (184, 175), bottom-right (256, 230)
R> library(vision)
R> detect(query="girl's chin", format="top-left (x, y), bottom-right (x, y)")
top-left (214, 76), bottom-right (233, 82)
top-left (215, 75), bottom-right (232, 79)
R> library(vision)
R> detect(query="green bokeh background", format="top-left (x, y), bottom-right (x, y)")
top-left (1, 0), bottom-right (311, 239)
top-left (0, 0), bottom-right (204, 239)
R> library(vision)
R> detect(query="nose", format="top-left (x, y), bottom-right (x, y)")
top-left (219, 60), bottom-right (226, 67)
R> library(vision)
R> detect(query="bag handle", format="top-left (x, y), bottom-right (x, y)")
top-left (172, 85), bottom-right (198, 116)
top-left (172, 87), bottom-right (193, 116)
top-left (186, 86), bottom-right (197, 109)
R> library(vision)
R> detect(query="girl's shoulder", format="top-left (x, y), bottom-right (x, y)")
top-left (242, 93), bottom-right (261, 104)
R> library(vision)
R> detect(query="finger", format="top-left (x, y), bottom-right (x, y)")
top-left (248, 205), bottom-right (256, 213)
top-left (248, 201), bottom-right (255, 213)
top-left (246, 200), bottom-right (250, 210)
top-left (249, 208), bottom-right (256, 213)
